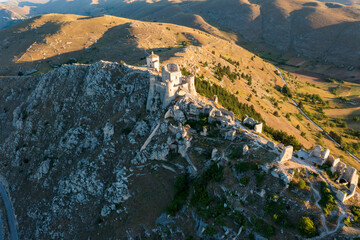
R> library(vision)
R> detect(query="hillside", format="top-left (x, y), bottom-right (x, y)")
top-left (0, 61), bottom-right (359, 239)
top-left (0, 2), bottom-right (28, 28)
top-left (1, 0), bottom-right (360, 77)
top-left (0, 13), bottom-right (359, 170)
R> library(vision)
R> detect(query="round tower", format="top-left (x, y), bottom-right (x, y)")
top-left (188, 75), bottom-right (197, 96)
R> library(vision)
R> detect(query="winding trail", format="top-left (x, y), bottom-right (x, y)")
top-left (284, 159), bottom-right (347, 238)
top-left (0, 183), bottom-right (19, 240)
top-left (274, 67), bottom-right (360, 162)
top-left (305, 169), bottom-right (329, 233)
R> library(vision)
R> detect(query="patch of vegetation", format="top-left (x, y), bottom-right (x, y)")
top-left (343, 142), bottom-right (360, 155)
top-left (230, 148), bottom-right (243, 159)
top-left (190, 162), bottom-right (223, 210)
top-left (195, 78), bottom-right (262, 121)
top-left (186, 113), bottom-right (208, 132)
top-left (351, 206), bottom-right (360, 223)
top-left (298, 179), bottom-right (306, 189)
top-left (213, 63), bottom-right (240, 82)
top-left (195, 78), bottom-right (303, 150)
top-left (181, 67), bottom-right (192, 77)
top-left (265, 195), bottom-right (293, 228)
top-left (263, 125), bottom-right (302, 151)
top-left (330, 85), bottom-right (341, 96)
top-left (319, 182), bottom-right (338, 215)
top-left (166, 174), bottom-right (190, 216)
top-left (121, 127), bottom-right (132, 135)
top-left (204, 225), bottom-right (217, 236)
top-left (298, 216), bottom-right (317, 237)
top-left (255, 173), bottom-right (265, 186)
top-left (254, 218), bottom-right (276, 238)
top-left (297, 93), bottom-right (326, 105)
top-left (234, 162), bottom-right (258, 173)
top-left (240, 176), bottom-right (250, 186)
top-left (281, 85), bottom-right (292, 98)
top-left (220, 55), bottom-right (240, 67)
top-left (231, 210), bottom-right (247, 226)
top-left (329, 131), bottom-right (342, 144)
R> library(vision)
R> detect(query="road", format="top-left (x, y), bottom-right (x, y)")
top-left (0, 183), bottom-right (19, 240)
top-left (274, 67), bottom-right (360, 162)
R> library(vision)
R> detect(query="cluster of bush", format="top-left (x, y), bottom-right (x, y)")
top-left (213, 63), bottom-right (240, 82)
top-left (319, 182), bottom-right (338, 215)
top-left (298, 217), bottom-right (317, 237)
top-left (297, 92), bottom-right (326, 105)
top-left (166, 175), bottom-right (190, 216)
top-left (220, 55), bottom-right (240, 67)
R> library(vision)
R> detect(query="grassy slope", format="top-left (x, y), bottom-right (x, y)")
top-left (0, 13), bottom-right (359, 170)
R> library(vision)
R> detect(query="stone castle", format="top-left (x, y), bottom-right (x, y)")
top-left (146, 52), bottom-right (197, 111)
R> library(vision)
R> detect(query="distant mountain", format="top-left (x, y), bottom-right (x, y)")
top-left (1, 0), bottom-right (360, 69)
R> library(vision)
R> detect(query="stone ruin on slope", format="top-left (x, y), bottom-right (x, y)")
top-left (279, 146), bottom-right (293, 163)
top-left (294, 145), bottom-right (359, 202)
top-left (242, 115), bottom-right (263, 134)
top-left (145, 53), bottom-right (197, 111)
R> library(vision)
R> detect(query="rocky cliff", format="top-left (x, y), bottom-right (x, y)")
top-left (0, 61), bottom-right (358, 239)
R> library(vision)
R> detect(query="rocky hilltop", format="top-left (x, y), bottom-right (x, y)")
top-left (0, 61), bottom-right (359, 239)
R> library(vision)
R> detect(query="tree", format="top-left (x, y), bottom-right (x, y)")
top-left (298, 179), bottom-right (306, 189)
top-left (281, 85), bottom-right (292, 98)
top-left (298, 217), bottom-right (317, 237)
top-left (298, 101), bottom-right (304, 109)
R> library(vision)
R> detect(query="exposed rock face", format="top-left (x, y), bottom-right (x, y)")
top-left (0, 60), bottom-right (355, 239)
top-left (0, 61), bottom-right (164, 239)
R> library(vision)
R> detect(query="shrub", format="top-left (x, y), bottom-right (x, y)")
top-left (298, 217), bottom-right (317, 237)
top-left (329, 131), bottom-right (342, 144)
top-left (240, 176), bottom-right (250, 186)
top-left (351, 206), bottom-right (360, 222)
top-left (281, 85), bottom-right (292, 98)
top-left (319, 182), bottom-right (338, 215)
top-left (255, 218), bottom-right (276, 238)
top-left (166, 175), bottom-right (190, 216)
top-left (190, 162), bottom-right (223, 209)
top-left (235, 162), bottom-right (258, 173)
top-left (255, 173), bottom-right (265, 186)
top-left (204, 225), bottom-right (216, 236)
top-left (344, 217), bottom-right (352, 227)
top-left (298, 179), bottom-right (306, 189)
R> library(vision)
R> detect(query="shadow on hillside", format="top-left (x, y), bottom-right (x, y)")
top-left (7, 22), bottom-right (185, 75)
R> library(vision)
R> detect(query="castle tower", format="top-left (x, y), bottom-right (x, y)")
top-left (146, 73), bottom-right (157, 110)
top-left (187, 75), bottom-right (197, 96)
top-left (163, 80), bottom-right (176, 108)
top-left (146, 52), bottom-right (160, 71)
top-left (162, 63), bottom-right (182, 85)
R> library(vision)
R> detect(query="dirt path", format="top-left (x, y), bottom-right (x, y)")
top-left (283, 159), bottom-right (347, 238)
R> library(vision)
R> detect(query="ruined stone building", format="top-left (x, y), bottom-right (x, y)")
top-left (146, 52), bottom-right (160, 72)
top-left (146, 53), bottom-right (197, 111)
top-left (294, 146), bottom-right (359, 202)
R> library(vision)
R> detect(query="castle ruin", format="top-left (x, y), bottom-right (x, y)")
top-left (146, 53), bottom-right (197, 111)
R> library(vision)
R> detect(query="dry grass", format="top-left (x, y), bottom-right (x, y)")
top-left (0, 13), bottom-right (359, 170)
